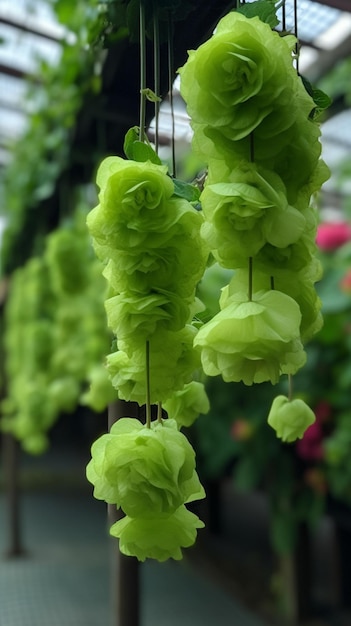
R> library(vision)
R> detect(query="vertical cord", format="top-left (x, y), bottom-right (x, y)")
top-left (145, 340), bottom-right (151, 428)
top-left (153, 8), bottom-right (160, 154)
top-left (282, 0), bottom-right (286, 32)
top-left (293, 0), bottom-right (299, 74)
top-left (139, 0), bottom-right (146, 141)
top-left (248, 131), bottom-right (254, 300)
top-left (167, 11), bottom-right (176, 177)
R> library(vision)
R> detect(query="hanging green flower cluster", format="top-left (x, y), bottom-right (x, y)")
top-left (179, 11), bottom-right (330, 441)
top-left (86, 155), bottom-right (209, 560)
top-left (1, 209), bottom-right (113, 453)
top-left (87, 417), bottom-right (204, 561)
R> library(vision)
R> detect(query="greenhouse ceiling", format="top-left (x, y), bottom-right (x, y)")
top-left (0, 0), bottom-right (350, 184)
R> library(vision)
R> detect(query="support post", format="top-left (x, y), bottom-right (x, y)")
top-left (108, 400), bottom-right (140, 626)
top-left (2, 432), bottom-right (25, 557)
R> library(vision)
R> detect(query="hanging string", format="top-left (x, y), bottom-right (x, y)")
top-left (139, 0), bottom-right (147, 141)
top-left (157, 402), bottom-right (163, 423)
top-left (281, 0), bottom-right (286, 32)
top-left (293, 0), bottom-right (299, 74)
top-left (167, 10), bottom-right (176, 178)
top-left (248, 256), bottom-right (253, 301)
top-left (145, 340), bottom-right (151, 428)
top-left (153, 6), bottom-right (160, 154)
top-left (247, 130), bottom-right (255, 300)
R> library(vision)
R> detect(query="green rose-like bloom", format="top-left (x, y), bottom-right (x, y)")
top-left (102, 223), bottom-right (209, 297)
top-left (250, 205), bottom-right (318, 274)
top-left (110, 505), bottom-right (204, 562)
top-left (179, 12), bottom-right (313, 141)
top-left (222, 265), bottom-right (323, 343)
top-left (104, 291), bottom-right (192, 340)
top-left (267, 395), bottom-right (315, 442)
top-left (87, 157), bottom-right (179, 254)
top-left (86, 418), bottom-right (205, 516)
top-left (106, 325), bottom-right (200, 404)
top-left (194, 290), bottom-right (306, 385)
top-left (191, 115), bottom-right (324, 207)
top-left (164, 381), bottom-right (210, 428)
top-left (201, 162), bottom-right (305, 267)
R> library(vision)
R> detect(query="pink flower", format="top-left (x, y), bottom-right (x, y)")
top-left (296, 420), bottom-right (324, 461)
top-left (316, 221), bottom-right (351, 251)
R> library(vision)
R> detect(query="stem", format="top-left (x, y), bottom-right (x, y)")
top-left (153, 7), bottom-right (160, 154)
top-left (157, 402), bottom-right (163, 423)
top-left (270, 275), bottom-right (275, 290)
top-left (282, 0), bottom-right (286, 32)
top-left (139, 0), bottom-right (146, 142)
top-left (249, 132), bottom-right (255, 163)
top-left (293, 0), bottom-right (299, 73)
top-left (288, 374), bottom-right (293, 401)
top-left (167, 11), bottom-right (176, 177)
top-left (145, 340), bottom-right (151, 428)
top-left (248, 256), bottom-right (253, 301)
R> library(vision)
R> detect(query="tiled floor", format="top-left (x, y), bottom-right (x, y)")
top-left (0, 447), bottom-right (265, 626)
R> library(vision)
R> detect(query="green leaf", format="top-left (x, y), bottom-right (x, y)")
top-left (236, 1), bottom-right (279, 28)
top-left (172, 179), bottom-right (201, 203)
top-left (312, 88), bottom-right (333, 111)
top-left (123, 127), bottom-right (162, 164)
top-left (123, 126), bottom-right (140, 159)
top-left (132, 141), bottom-right (162, 164)
top-left (141, 88), bottom-right (161, 103)
top-left (301, 76), bottom-right (332, 119)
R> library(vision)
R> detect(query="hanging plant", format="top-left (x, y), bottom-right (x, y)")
top-left (86, 0), bottom-right (331, 562)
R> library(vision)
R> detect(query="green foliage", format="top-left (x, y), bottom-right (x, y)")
top-left (1, 204), bottom-right (113, 453)
top-left (236, 0), bottom-right (280, 28)
top-left (124, 126), bottom-right (162, 164)
top-left (0, 5), bottom-right (101, 273)
top-left (318, 56), bottom-right (351, 106)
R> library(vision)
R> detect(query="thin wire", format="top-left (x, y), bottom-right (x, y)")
top-left (282, 0), bottom-right (286, 31)
top-left (145, 340), bottom-right (151, 428)
top-left (167, 11), bottom-right (176, 177)
top-left (153, 7), bottom-right (160, 154)
top-left (294, 0), bottom-right (299, 74)
top-left (139, 0), bottom-right (146, 141)
top-left (248, 257), bottom-right (253, 301)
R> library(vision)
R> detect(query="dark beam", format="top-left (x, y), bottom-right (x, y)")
top-left (0, 15), bottom-right (63, 42)
top-left (0, 63), bottom-right (28, 80)
top-left (311, 0), bottom-right (351, 12)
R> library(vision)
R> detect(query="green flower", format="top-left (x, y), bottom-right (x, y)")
top-left (201, 163), bottom-right (305, 266)
top-left (267, 395), bottom-right (315, 442)
top-left (86, 418), bottom-right (205, 516)
top-left (87, 157), bottom-right (175, 252)
top-left (194, 290), bottom-right (306, 385)
top-left (106, 325), bottom-right (200, 404)
top-left (110, 505), bottom-right (204, 562)
top-left (164, 381), bottom-right (210, 428)
top-left (179, 12), bottom-right (311, 141)
top-left (105, 291), bottom-right (191, 340)
top-left (222, 265), bottom-right (323, 343)
top-left (102, 224), bottom-right (209, 297)
top-left (252, 206), bottom-right (318, 273)
top-left (191, 116), bottom-right (325, 207)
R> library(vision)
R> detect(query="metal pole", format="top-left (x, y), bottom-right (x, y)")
top-left (108, 400), bottom-right (140, 626)
top-left (2, 432), bottom-right (26, 557)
